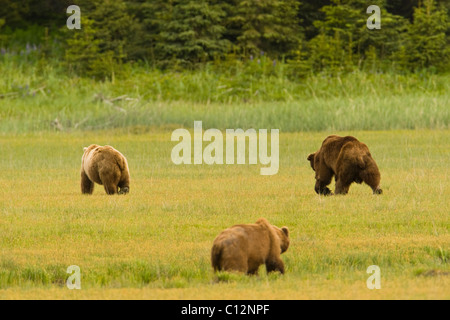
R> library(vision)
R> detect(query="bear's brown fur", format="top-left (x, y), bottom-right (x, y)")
top-left (307, 135), bottom-right (382, 195)
top-left (81, 144), bottom-right (130, 195)
top-left (211, 218), bottom-right (289, 275)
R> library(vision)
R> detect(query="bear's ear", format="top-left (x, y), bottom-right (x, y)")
top-left (281, 227), bottom-right (289, 237)
top-left (307, 153), bottom-right (316, 171)
top-left (83, 147), bottom-right (88, 152)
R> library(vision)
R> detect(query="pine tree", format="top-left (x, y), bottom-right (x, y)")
top-left (407, 0), bottom-right (449, 71)
top-left (298, 0), bottom-right (331, 40)
top-left (0, 18), bottom-right (5, 46)
top-left (310, 0), bottom-right (364, 71)
top-left (156, 0), bottom-right (230, 68)
top-left (307, 0), bottom-right (412, 72)
top-left (88, 0), bottom-right (141, 62)
top-left (217, 0), bottom-right (241, 46)
top-left (358, 1), bottom-right (410, 70)
top-left (64, 18), bottom-right (105, 77)
top-left (127, 0), bottom-right (175, 63)
top-left (386, 0), bottom-right (418, 21)
top-left (307, 33), bottom-right (348, 72)
top-left (229, 0), bottom-right (301, 58)
top-left (0, 0), bottom-right (30, 28)
top-left (63, 0), bottom-right (143, 78)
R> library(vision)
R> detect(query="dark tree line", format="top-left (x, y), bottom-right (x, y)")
top-left (1, 0), bottom-right (448, 76)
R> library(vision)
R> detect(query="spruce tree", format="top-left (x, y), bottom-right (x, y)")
top-left (230, 0), bottom-right (302, 58)
top-left (298, 0), bottom-right (331, 40)
top-left (64, 0), bottom-right (142, 77)
top-left (358, 0), bottom-right (410, 70)
top-left (310, 0), bottom-right (363, 71)
top-left (156, 0), bottom-right (230, 68)
top-left (308, 0), bottom-right (411, 72)
top-left (127, 0), bottom-right (175, 63)
top-left (407, 0), bottom-right (449, 70)
top-left (88, 0), bottom-right (141, 62)
top-left (64, 18), bottom-right (105, 77)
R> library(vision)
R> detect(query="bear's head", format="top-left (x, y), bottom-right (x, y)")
top-left (307, 153), bottom-right (316, 171)
top-left (275, 226), bottom-right (290, 253)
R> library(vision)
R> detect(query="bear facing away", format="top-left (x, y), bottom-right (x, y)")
top-left (307, 135), bottom-right (382, 195)
top-left (81, 144), bottom-right (130, 195)
top-left (211, 218), bottom-right (290, 275)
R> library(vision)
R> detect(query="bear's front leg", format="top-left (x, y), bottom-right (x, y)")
top-left (373, 188), bottom-right (383, 195)
top-left (247, 268), bottom-right (260, 276)
top-left (265, 259), bottom-right (285, 274)
top-left (118, 186), bottom-right (129, 195)
top-left (314, 180), bottom-right (332, 196)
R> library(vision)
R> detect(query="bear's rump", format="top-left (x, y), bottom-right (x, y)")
top-left (215, 227), bottom-right (270, 268)
top-left (83, 151), bottom-right (121, 185)
top-left (215, 234), bottom-right (249, 271)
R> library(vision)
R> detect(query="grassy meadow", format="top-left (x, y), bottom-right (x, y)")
top-left (0, 0), bottom-right (449, 301)
top-left (0, 58), bottom-right (449, 299)
top-left (0, 129), bottom-right (448, 299)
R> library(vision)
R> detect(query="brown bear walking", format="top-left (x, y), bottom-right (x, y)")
top-left (81, 144), bottom-right (130, 195)
top-left (307, 135), bottom-right (382, 195)
top-left (211, 218), bottom-right (290, 275)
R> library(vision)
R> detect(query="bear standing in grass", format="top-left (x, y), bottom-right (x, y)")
top-left (81, 144), bottom-right (130, 195)
top-left (307, 135), bottom-right (382, 195)
top-left (211, 218), bottom-right (290, 275)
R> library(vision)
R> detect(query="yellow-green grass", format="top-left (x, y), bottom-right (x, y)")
top-left (0, 129), bottom-right (449, 299)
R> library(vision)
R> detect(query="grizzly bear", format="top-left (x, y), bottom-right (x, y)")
top-left (307, 135), bottom-right (382, 195)
top-left (81, 144), bottom-right (130, 195)
top-left (211, 218), bottom-right (290, 275)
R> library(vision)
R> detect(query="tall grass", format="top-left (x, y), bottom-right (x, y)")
top-left (0, 57), bottom-right (448, 133)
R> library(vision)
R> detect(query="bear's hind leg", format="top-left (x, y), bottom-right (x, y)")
top-left (220, 249), bottom-right (248, 274)
top-left (335, 178), bottom-right (351, 195)
top-left (99, 170), bottom-right (119, 195)
top-left (81, 171), bottom-right (94, 194)
top-left (360, 166), bottom-right (382, 195)
top-left (335, 161), bottom-right (356, 195)
top-left (265, 258), bottom-right (285, 274)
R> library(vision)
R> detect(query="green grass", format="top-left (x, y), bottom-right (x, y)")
top-left (0, 129), bottom-right (448, 299)
top-left (0, 59), bottom-right (448, 133)
top-left (0, 57), bottom-right (448, 299)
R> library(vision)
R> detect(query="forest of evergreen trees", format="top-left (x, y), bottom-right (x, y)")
top-left (0, 0), bottom-right (449, 77)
